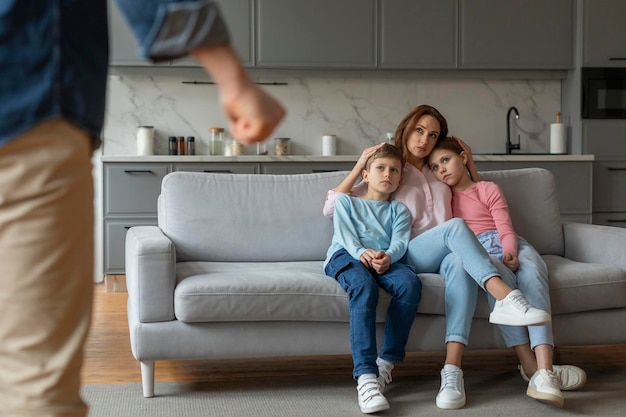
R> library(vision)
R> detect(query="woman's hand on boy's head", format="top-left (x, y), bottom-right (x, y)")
top-left (357, 143), bottom-right (386, 170)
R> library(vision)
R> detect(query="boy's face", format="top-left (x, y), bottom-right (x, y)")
top-left (363, 156), bottom-right (403, 194)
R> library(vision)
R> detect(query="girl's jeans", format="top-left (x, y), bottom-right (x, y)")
top-left (325, 249), bottom-right (422, 379)
top-left (404, 218), bottom-right (512, 346)
top-left (486, 237), bottom-right (554, 349)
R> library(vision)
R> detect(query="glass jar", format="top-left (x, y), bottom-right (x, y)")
top-left (176, 136), bottom-right (186, 155)
top-left (230, 140), bottom-right (244, 156)
top-left (209, 127), bottom-right (224, 155)
top-left (168, 136), bottom-right (177, 155)
top-left (256, 141), bottom-right (268, 155)
top-left (274, 137), bottom-right (290, 156)
top-left (186, 136), bottom-right (195, 155)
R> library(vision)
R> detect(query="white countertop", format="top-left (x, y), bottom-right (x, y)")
top-left (101, 154), bottom-right (595, 163)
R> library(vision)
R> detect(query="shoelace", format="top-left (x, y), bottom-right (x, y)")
top-left (508, 292), bottom-right (532, 313)
top-left (358, 379), bottom-right (383, 404)
top-left (441, 369), bottom-right (461, 392)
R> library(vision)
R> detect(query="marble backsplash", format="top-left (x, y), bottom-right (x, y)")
top-left (103, 74), bottom-right (561, 156)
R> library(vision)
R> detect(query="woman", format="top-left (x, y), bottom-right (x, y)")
top-left (323, 105), bottom-right (549, 410)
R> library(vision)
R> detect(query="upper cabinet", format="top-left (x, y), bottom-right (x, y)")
top-left (108, 0), bottom-right (252, 67)
top-left (379, 0), bottom-right (457, 69)
top-left (459, 0), bottom-right (574, 69)
top-left (583, 0), bottom-right (626, 67)
top-left (109, 0), bottom-right (574, 70)
top-left (255, 0), bottom-right (376, 68)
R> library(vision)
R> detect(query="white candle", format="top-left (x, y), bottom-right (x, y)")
top-left (322, 134), bottom-right (337, 156)
top-left (136, 126), bottom-right (154, 155)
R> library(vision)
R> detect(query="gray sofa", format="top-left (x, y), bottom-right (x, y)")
top-left (125, 168), bottom-right (626, 397)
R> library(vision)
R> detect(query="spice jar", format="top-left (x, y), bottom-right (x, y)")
top-left (209, 127), bottom-right (224, 155)
top-left (274, 137), bottom-right (290, 156)
top-left (186, 136), bottom-right (195, 155)
top-left (176, 136), bottom-right (186, 155)
top-left (168, 136), bottom-right (177, 155)
top-left (230, 139), bottom-right (244, 156)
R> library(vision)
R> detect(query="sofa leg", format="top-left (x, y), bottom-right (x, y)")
top-left (140, 360), bottom-right (155, 398)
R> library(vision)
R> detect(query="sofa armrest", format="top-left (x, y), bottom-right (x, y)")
top-left (563, 222), bottom-right (626, 270)
top-left (125, 226), bottom-right (176, 323)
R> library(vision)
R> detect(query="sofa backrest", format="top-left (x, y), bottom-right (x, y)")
top-left (158, 171), bottom-right (347, 262)
top-left (480, 167), bottom-right (563, 256)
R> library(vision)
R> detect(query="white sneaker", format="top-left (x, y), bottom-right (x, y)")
top-left (357, 374), bottom-right (390, 414)
top-left (376, 357), bottom-right (394, 392)
top-left (436, 364), bottom-right (466, 409)
top-left (526, 369), bottom-right (564, 407)
top-left (519, 364), bottom-right (587, 390)
top-left (489, 289), bottom-right (551, 326)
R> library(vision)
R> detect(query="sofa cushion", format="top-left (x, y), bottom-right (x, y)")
top-left (543, 255), bottom-right (626, 315)
top-left (159, 172), bottom-right (347, 262)
top-left (480, 168), bottom-right (563, 256)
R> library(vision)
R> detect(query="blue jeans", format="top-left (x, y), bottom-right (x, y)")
top-left (325, 249), bottom-right (422, 379)
top-left (404, 218), bottom-right (503, 346)
top-left (487, 238), bottom-right (554, 349)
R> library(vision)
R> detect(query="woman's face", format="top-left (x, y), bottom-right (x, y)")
top-left (405, 115), bottom-right (441, 164)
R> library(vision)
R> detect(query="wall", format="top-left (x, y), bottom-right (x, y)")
top-left (103, 74), bottom-right (561, 156)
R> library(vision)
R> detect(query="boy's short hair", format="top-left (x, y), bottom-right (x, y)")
top-left (365, 143), bottom-right (404, 170)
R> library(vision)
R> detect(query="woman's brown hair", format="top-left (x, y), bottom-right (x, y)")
top-left (393, 105), bottom-right (449, 162)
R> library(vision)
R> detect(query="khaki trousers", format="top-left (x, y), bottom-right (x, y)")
top-left (0, 119), bottom-right (94, 417)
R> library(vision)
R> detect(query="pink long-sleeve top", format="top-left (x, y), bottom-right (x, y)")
top-left (451, 181), bottom-right (518, 256)
top-left (323, 163), bottom-right (452, 239)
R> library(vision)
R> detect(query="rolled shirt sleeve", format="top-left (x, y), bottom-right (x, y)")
top-left (114, 0), bottom-right (230, 62)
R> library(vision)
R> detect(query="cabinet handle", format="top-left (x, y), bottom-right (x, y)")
top-left (609, 57), bottom-right (626, 61)
top-left (203, 170), bottom-right (232, 173)
top-left (124, 170), bottom-right (154, 174)
top-left (607, 168), bottom-right (626, 171)
top-left (607, 219), bottom-right (626, 223)
top-left (312, 169), bottom-right (339, 173)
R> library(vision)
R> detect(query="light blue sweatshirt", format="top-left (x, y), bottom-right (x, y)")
top-left (324, 194), bottom-right (411, 268)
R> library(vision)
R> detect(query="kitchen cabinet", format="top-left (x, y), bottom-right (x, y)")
top-left (475, 161), bottom-right (593, 223)
top-left (582, 120), bottom-right (626, 157)
top-left (173, 162), bottom-right (259, 174)
top-left (583, 0), bottom-right (626, 67)
top-left (459, 0), bottom-right (574, 69)
top-left (103, 163), bottom-right (170, 273)
top-left (172, 0), bottom-right (253, 67)
top-left (256, 0), bottom-right (376, 68)
top-left (108, 0), bottom-right (252, 67)
top-left (379, 0), bottom-right (457, 69)
top-left (593, 161), bottom-right (626, 228)
top-left (261, 162), bottom-right (355, 174)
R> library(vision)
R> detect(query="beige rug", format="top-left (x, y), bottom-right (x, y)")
top-left (81, 368), bottom-right (626, 417)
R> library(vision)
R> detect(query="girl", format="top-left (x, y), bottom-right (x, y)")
top-left (428, 136), bottom-right (587, 408)
top-left (323, 105), bottom-right (550, 410)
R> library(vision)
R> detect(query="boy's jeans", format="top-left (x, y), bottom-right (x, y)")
top-left (325, 249), bottom-right (422, 379)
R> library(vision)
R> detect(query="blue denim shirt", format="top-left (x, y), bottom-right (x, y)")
top-left (0, 0), bottom-right (228, 149)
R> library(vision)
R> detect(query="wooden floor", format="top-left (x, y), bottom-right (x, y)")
top-left (82, 283), bottom-right (626, 385)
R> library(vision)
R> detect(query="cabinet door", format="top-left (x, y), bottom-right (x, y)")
top-left (379, 0), bottom-right (457, 69)
top-left (105, 219), bottom-right (157, 273)
top-left (593, 161), bottom-right (626, 212)
top-left (592, 212), bottom-right (626, 228)
top-left (256, 0), bottom-right (376, 68)
top-left (172, 0), bottom-right (253, 67)
top-left (459, 0), bottom-right (574, 69)
top-left (583, 0), bottom-right (626, 66)
top-left (582, 120), bottom-right (626, 157)
top-left (104, 164), bottom-right (170, 216)
top-left (173, 162), bottom-right (259, 174)
top-left (108, 0), bottom-right (149, 66)
top-left (261, 162), bottom-right (354, 174)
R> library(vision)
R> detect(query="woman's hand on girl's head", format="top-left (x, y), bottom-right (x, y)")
top-left (454, 136), bottom-right (481, 181)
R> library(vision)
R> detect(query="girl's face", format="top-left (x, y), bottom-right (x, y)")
top-left (405, 115), bottom-right (441, 165)
top-left (428, 148), bottom-right (471, 190)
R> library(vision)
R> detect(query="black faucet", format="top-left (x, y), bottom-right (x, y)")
top-left (506, 106), bottom-right (520, 154)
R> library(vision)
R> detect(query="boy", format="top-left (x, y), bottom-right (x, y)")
top-left (324, 144), bottom-right (421, 414)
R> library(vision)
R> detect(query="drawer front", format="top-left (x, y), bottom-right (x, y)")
top-left (173, 163), bottom-right (259, 174)
top-left (104, 164), bottom-right (169, 216)
top-left (261, 162), bottom-right (354, 174)
top-left (593, 162), bottom-right (626, 211)
top-left (104, 219), bottom-right (158, 273)
top-left (592, 212), bottom-right (626, 228)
